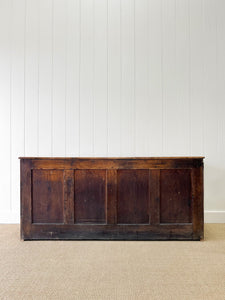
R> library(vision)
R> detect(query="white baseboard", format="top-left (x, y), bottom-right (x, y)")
top-left (204, 211), bottom-right (225, 223)
top-left (0, 211), bottom-right (225, 224)
top-left (0, 211), bottom-right (20, 224)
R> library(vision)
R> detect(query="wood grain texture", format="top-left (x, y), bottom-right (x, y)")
top-left (28, 157), bottom-right (203, 170)
top-left (26, 224), bottom-right (194, 240)
top-left (63, 170), bottom-right (74, 224)
top-left (32, 169), bottom-right (64, 223)
top-left (149, 169), bottom-right (160, 225)
top-left (160, 169), bottom-right (192, 223)
top-left (106, 169), bottom-right (117, 224)
top-left (20, 159), bottom-right (32, 238)
top-left (74, 169), bottom-right (106, 224)
top-left (117, 169), bottom-right (149, 224)
top-left (192, 165), bottom-right (204, 239)
top-left (20, 157), bottom-right (204, 240)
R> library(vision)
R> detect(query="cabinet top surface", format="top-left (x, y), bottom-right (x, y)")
top-left (19, 156), bottom-right (204, 160)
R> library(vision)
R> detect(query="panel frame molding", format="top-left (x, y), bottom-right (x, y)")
top-left (20, 157), bottom-right (204, 240)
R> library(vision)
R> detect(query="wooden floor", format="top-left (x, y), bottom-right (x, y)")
top-left (0, 224), bottom-right (225, 300)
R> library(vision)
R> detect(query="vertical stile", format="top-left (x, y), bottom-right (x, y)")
top-left (107, 169), bottom-right (117, 224)
top-left (149, 169), bottom-right (160, 225)
top-left (192, 165), bottom-right (204, 240)
top-left (20, 159), bottom-right (32, 239)
top-left (63, 170), bottom-right (74, 224)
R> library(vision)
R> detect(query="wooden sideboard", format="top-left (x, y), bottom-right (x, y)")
top-left (20, 157), bottom-right (204, 240)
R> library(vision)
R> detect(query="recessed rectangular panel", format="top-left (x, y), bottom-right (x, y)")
top-left (32, 170), bottom-right (64, 223)
top-left (160, 169), bottom-right (192, 223)
top-left (117, 170), bottom-right (149, 224)
top-left (75, 170), bottom-right (106, 223)
top-left (21, 158), bottom-right (204, 240)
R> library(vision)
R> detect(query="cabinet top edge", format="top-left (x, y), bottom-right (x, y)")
top-left (19, 156), bottom-right (205, 160)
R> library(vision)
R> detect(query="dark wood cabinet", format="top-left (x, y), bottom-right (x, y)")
top-left (20, 157), bottom-right (204, 240)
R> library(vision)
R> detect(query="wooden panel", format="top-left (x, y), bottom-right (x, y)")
top-left (117, 170), bottom-right (149, 224)
top-left (107, 170), bottom-right (117, 224)
top-left (30, 157), bottom-right (203, 170)
top-left (74, 170), bottom-right (106, 223)
top-left (20, 157), bottom-right (204, 240)
top-left (32, 170), bottom-right (64, 223)
top-left (160, 169), bottom-right (192, 223)
top-left (192, 166), bottom-right (204, 239)
top-left (20, 160), bottom-right (32, 238)
top-left (149, 169), bottom-right (160, 225)
top-left (63, 170), bottom-right (74, 224)
top-left (29, 223), bottom-right (193, 240)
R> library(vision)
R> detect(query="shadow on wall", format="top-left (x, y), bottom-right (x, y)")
top-left (204, 163), bottom-right (225, 211)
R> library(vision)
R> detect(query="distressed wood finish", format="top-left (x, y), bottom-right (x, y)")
top-left (32, 169), bottom-right (64, 223)
top-left (117, 169), bottom-right (149, 224)
top-left (160, 169), bottom-right (192, 223)
top-left (74, 169), bottom-right (106, 224)
top-left (20, 157), bottom-right (204, 240)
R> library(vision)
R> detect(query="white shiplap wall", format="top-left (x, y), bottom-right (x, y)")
top-left (0, 0), bottom-right (225, 223)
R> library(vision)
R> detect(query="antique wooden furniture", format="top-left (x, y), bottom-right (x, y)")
top-left (20, 157), bottom-right (204, 240)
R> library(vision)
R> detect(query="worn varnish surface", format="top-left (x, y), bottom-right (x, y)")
top-left (75, 170), bottom-right (106, 224)
top-left (160, 169), bottom-right (192, 223)
top-left (32, 170), bottom-right (64, 223)
top-left (117, 170), bottom-right (149, 224)
top-left (20, 157), bottom-right (204, 240)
